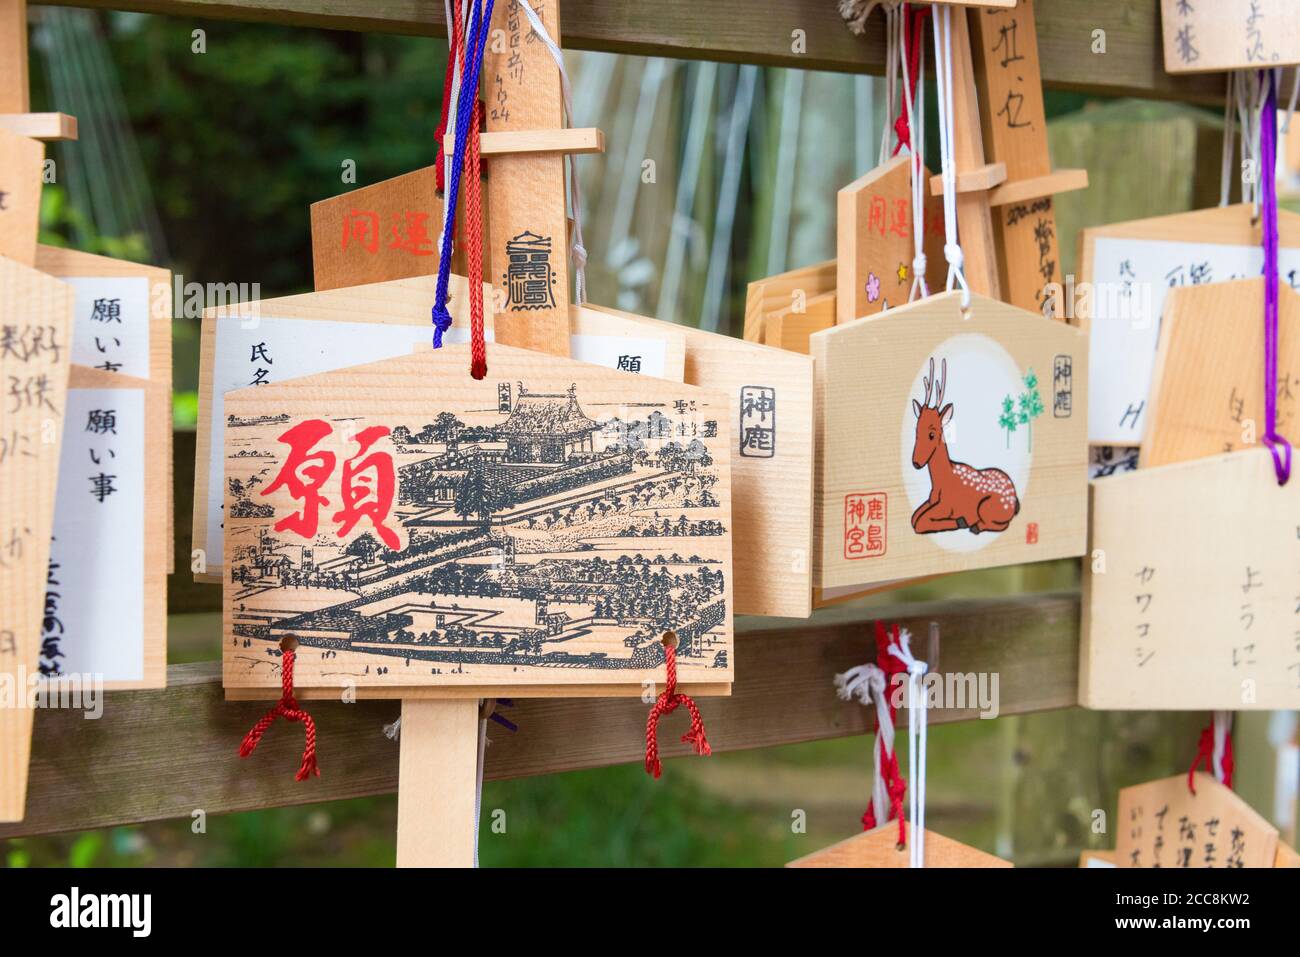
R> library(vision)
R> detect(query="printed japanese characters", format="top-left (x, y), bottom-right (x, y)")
top-left (222, 344), bottom-right (734, 694)
top-left (812, 291), bottom-right (1087, 590)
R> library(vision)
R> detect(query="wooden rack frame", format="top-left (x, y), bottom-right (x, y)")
top-left (4, 0), bottom-right (1214, 839)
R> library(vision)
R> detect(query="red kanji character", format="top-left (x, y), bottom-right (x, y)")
top-left (867, 498), bottom-right (885, 522)
top-left (889, 198), bottom-right (910, 238)
top-left (867, 195), bottom-right (888, 237)
top-left (332, 425), bottom-right (400, 550)
top-left (389, 212), bottom-right (435, 256)
top-left (263, 419), bottom-right (335, 539)
top-left (342, 210), bottom-right (380, 253)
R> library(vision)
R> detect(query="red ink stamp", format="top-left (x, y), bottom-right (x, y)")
top-left (1025, 521), bottom-right (1039, 545)
top-left (844, 492), bottom-right (887, 560)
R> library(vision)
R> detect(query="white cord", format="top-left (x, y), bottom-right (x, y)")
top-left (896, 7), bottom-right (928, 302)
top-left (1211, 711), bottom-right (1233, 784)
top-left (835, 663), bottom-right (895, 829)
top-left (887, 629), bottom-right (928, 869)
top-left (878, 2), bottom-right (901, 166)
top-left (516, 0), bottom-right (589, 303)
top-left (931, 4), bottom-right (970, 308)
top-left (1285, 68), bottom-right (1300, 134)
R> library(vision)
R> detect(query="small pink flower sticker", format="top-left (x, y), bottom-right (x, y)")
top-left (866, 272), bottom-right (881, 303)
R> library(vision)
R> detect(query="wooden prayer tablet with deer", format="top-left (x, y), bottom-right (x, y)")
top-left (1080, 449), bottom-right (1300, 711)
top-left (221, 343), bottom-right (734, 696)
top-left (811, 290), bottom-right (1087, 591)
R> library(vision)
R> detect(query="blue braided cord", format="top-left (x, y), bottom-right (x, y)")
top-left (431, 0), bottom-right (498, 348)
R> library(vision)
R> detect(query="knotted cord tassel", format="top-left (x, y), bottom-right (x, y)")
top-left (238, 645), bottom-right (320, 781)
top-left (644, 635), bottom-right (712, 779)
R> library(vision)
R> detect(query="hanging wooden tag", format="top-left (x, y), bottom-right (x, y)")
top-left (221, 343), bottom-right (733, 697)
top-left (1160, 0), bottom-right (1300, 74)
top-left (837, 154), bottom-right (945, 324)
top-left (968, 0), bottom-right (1087, 315)
top-left (46, 367), bottom-right (167, 689)
top-left (1081, 449), bottom-right (1300, 710)
top-left (191, 275), bottom-right (686, 582)
top-left (35, 245), bottom-right (174, 572)
top-left (787, 823), bottom-right (1013, 868)
top-left (763, 290), bottom-right (835, 354)
top-left (742, 259), bottom-right (836, 345)
top-left (310, 165), bottom-right (490, 292)
top-left (1076, 204), bottom-right (1300, 445)
top-left (0, 124), bottom-right (41, 267)
top-left (0, 255), bottom-right (72, 822)
top-left (811, 290), bottom-right (1087, 592)
top-left (585, 303), bottom-right (815, 618)
top-left (482, 1), bottom-right (571, 357)
top-left (1116, 773), bottom-right (1278, 868)
top-left (1142, 277), bottom-right (1299, 468)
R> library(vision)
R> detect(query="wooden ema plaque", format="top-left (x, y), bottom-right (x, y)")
top-left (584, 303), bottom-right (815, 618)
top-left (0, 255), bottom-right (72, 822)
top-left (1142, 277), bottom-right (1300, 469)
top-left (1076, 204), bottom-right (1300, 446)
top-left (1116, 773), bottom-right (1278, 869)
top-left (787, 823), bottom-right (1012, 868)
top-left (1161, 0), bottom-right (1300, 74)
top-left (310, 165), bottom-right (486, 292)
top-left (743, 259), bottom-right (835, 345)
top-left (837, 154), bottom-right (945, 325)
top-left (192, 274), bottom-right (688, 583)
top-left (221, 343), bottom-right (734, 697)
top-left (811, 290), bottom-right (1087, 592)
top-left (1081, 449), bottom-right (1300, 710)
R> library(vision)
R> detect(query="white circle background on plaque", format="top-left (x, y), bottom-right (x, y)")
top-left (898, 332), bottom-right (1035, 554)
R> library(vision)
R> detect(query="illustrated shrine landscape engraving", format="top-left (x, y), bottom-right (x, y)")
top-left (222, 348), bottom-right (733, 690)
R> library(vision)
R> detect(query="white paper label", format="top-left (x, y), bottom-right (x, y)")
top-left (66, 276), bottom-right (153, 380)
top-left (45, 387), bottom-right (146, 682)
top-left (1086, 237), bottom-right (1300, 443)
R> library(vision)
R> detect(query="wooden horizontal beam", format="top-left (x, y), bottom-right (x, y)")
top-left (0, 591), bottom-right (1079, 838)
top-left (988, 168), bottom-right (1090, 207)
top-left (929, 161), bottom-right (1008, 197)
top-left (443, 127), bottom-right (604, 158)
top-left (39, 0), bottom-right (1224, 102)
top-left (0, 112), bottom-right (77, 140)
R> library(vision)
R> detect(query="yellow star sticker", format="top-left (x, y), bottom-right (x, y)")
top-left (896, 262), bottom-right (909, 283)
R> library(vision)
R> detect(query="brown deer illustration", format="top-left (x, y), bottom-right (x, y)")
top-left (910, 357), bottom-right (1019, 535)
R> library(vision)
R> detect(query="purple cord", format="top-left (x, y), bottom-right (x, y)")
top-left (431, 0), bottom-right (497, 348)
top-left (1260, 70), bottom-right (1292, 485)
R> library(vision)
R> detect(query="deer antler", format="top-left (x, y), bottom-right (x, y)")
top-left (935, 357), bottom-right (947, 409)
top-left (922, 357), bottom-right (934, 407)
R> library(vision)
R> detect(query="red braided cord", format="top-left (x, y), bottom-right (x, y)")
top-left (434, 1), bottom-right (465, 193)
top-left (644, 640), bottom-right (712, 778)
top-left (1188, 720), bottom-right (1235, 795)
top-left (466, 95), bottom-right (487, 379)
top-left (891, 4), bottom-right (930, 157)
top-left (860, 621), bottom-right (909, 845)
top-left (238, 648), bottom-right (320, 781)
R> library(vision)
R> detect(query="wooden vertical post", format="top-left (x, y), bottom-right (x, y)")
top-left (395, 698), bottom-right (480, 868)
top-left (483, 0), bottom-right (572, 357)
top-left (0, 0), bottom-right (28, 114)
top-left (396, 0), bottom-right (582, 868)
top-left (970, 0), bottom-right (1087, 314)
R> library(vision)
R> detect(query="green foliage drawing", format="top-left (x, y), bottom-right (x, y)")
top-left (998, 395), bottom-right (1018, 449)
